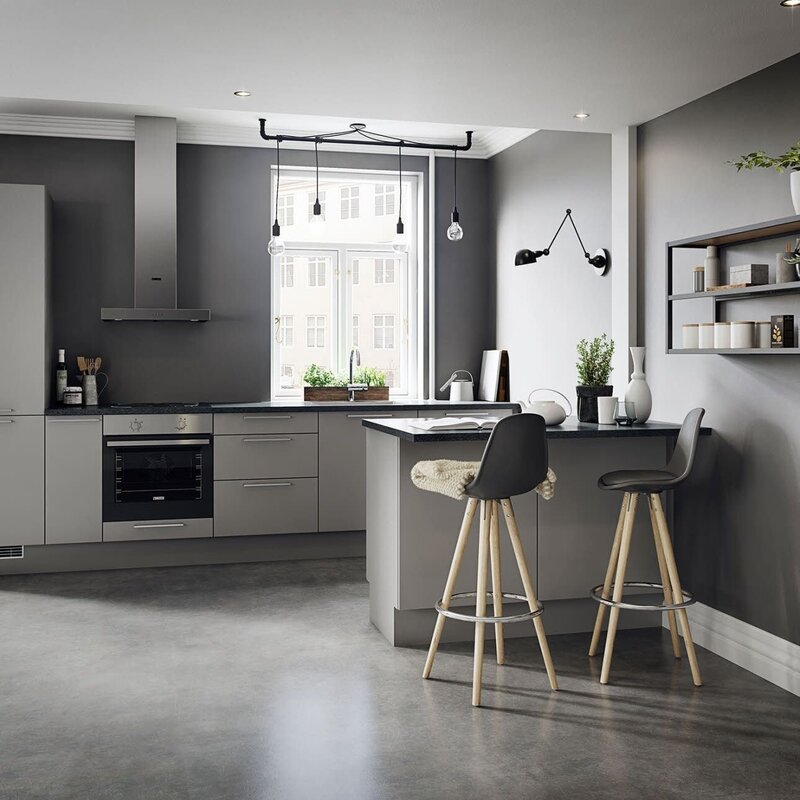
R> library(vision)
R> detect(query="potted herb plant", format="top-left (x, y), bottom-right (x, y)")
top-left (575, 334), bottom-right (615, 423)
top-left (302, 363), bottom-right (389, 401)
top-left (728, 140), bottom-right (800, 214)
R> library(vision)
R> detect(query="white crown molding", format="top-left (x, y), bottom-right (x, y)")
top-left (665, 602), bottom-right (800, 697)
top-left (0, 112), bottom-right (533, 159)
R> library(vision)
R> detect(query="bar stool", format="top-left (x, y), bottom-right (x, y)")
top-left (589, 408), bottom-right (705, 686)
top-left (421, 414), bottom-right (558, 706)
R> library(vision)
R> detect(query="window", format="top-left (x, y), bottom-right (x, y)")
top-left (280, 315), bottom-right (294, 347)
top-left (306, 315), bottom-right (326, 348)
top-left (340, 186), bottom-right (360, 219)
top-left (277, 195), bottom-right (294, 227)
top-left (351, 259), bottom-right (359, 285)
top-left (308, 258), bottom-right (326, 287)
top-left (307, 191), bottom-right (326, 222)
top-left (280, 365), bottom-right (294, 389)
top-left (374, 184), bottom-right (396, 216)
top-left (352, 315), bottom-right (359, 348)
top-left (373, 314), bottom-right (395, 349)
top-left (383, 370), bottom-right (395, 388)
top-left (374, 258), bottom-right (396, 284)
top-left (280, 257), bottom-right (294, 288)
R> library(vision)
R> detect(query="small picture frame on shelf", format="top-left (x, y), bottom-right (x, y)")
top-left (770, 315), bottom-right (795, 348)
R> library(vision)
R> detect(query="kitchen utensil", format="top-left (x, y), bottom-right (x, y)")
top-left (77, 356), bottom-right (87, 374)
top-left (597, 396), bottom-right (618, 425)
top-left (439, 370), bottom-right (474, 402)
top-left (521, 388), bottom-right (572, 426)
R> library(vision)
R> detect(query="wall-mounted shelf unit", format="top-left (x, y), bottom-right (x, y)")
top-left (666, 214), bottom-right (800, 354)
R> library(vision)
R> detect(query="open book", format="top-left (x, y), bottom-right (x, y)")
top-left (409, 416), bottom-right (500, 432)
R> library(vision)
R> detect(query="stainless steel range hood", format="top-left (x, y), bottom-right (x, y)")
top-left (101, 116), bottom-right (211, 322)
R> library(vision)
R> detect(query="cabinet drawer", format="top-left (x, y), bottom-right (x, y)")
top-left (214, 478), bottom-right (318, 537)
top-left (422, 407), bottom-right (516, 420)
top-left (214, 433), bottom-right (317, 480)
top-left (213, 412), bottom-right (318, 435)
top-left (103, 517), bottom-right (213, 542)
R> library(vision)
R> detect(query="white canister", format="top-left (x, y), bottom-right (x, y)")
top-left (597, 396), bottom-right (618, 425)
top-left (756, 321), bottom-right (771, 349)
top-left (682, 323), bottom-right (699, 349)
top-left (714, 322), bottom-right (731, 349)
top-left (730, 321), bottom-right (754, 349)
top-left (698, 323), bottom-right (715, 349)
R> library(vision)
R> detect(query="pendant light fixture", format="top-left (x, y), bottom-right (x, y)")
top-left (267, 138), bottom-right (286, 256)
top-left (310, 138), bottom-right (323, 223)
top-left (446, 149), bottom-right (464, 242)
top-left (392, 144), bottom-right (409, 253)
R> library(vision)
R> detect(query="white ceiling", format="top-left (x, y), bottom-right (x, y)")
top-left (1, 0), bottom-right (799, 142)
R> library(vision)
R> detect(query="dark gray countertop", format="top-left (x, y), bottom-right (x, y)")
top-left (362, 416), bottom-right (712, 442)
top-left (45, 400), bottom-right (519, 416)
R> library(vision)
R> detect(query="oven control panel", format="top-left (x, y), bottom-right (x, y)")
top-left (103, 414), bottom-right (213, 436)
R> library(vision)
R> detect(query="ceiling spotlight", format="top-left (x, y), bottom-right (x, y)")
top-left (233, 89), bottom-right (252, 97)
top-left (780, 1), bottom-right (800, 7)
top-left (574, 111), bottom-right (590, 120)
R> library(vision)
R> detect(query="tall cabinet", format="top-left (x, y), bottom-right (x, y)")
top-left (0, 184), bottom-right (51, 547)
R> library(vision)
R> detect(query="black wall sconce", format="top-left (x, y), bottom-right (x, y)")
top-left (515, 208), bottom-right (609, 276)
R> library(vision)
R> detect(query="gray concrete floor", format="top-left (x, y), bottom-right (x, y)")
top-left (1, 557), bottom-right (798, 800)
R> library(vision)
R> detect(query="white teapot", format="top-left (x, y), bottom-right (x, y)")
top-left (520, 388), bottom-right (572, 426)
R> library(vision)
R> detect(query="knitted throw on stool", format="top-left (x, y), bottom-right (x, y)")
top-left (410, 460), bottom-right (557, 501)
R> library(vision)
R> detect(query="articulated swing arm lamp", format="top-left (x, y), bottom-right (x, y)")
top-left (515, 209), bottom-right (609, 276)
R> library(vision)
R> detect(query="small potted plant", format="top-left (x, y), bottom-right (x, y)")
top-left (728, 140), bottom-right (800, 215)
top-left (575, 334), bottom-right (615, 423)
top-left (302, 363), bottom-right (389, 401)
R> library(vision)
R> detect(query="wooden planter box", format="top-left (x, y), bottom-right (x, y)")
top-left (303, 386), bottom-right (390, 402)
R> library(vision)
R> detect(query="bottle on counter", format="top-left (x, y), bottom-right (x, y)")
top-left (56, 348), bottom-right (68, 403)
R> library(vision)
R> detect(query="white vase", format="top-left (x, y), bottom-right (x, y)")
top-left (624, 346), bottom-right (652, 423)
top-left (704, 245), bottom-right (720, 289)
top-left (791, 170), bottom-right (800, 215)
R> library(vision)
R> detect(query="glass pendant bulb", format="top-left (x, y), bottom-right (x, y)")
top-left (446, 208), bottom-right (463, 241)
top-left (392, 218), bottom-right (409, 253)
top-left (267, 220), bottom-right (285, 256)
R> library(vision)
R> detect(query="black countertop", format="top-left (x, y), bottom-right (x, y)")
top-left (362, 416), bottom-right (713, 442)
top-left (45, 400), bottom-right (519, 417)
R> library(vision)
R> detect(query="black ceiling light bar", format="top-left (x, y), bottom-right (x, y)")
top-left (515, 208), bottom-right (610, 276)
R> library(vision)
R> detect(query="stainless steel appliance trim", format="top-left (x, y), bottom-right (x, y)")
top-left (241, 437), bottom-right (293, 442)
top-left (106, 438), bottom-right (211, 447)
top-left (242, 482), bottom-right (293, 488)
top-left (103, 414), bottom-right (213, 436)
top-left (133, 522), bottom-right (187, 530)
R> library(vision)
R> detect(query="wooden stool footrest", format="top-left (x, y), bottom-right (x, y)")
top-left (436, 591), bottom-right (544, 624)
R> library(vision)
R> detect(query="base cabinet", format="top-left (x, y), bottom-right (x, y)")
top-left (45, 417), bottom-right (102, 544)
top-left (0, 416), bottom-right (44, 546)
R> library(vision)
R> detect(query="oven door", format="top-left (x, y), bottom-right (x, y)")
top-left (103, 436), bottom-right (213, 522)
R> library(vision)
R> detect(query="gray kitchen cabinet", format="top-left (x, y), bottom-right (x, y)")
top-left (213, 412), bottom-right (318, 436)
top-left (0, 415), bottom-right (45, 546)
top-left (214, 433), bottom-right (317, 480)
top-left (45, 417), bottom-right (102, 544)
top-left (103, 518), bottom-right (213, 542)
top-left (318, 411), bottom-right (417, 532)
top-left (0, 184), bottom-right (51, 415)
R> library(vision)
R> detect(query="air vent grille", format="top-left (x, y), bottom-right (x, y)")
top-left (0, 545), bottom-right (24, 559)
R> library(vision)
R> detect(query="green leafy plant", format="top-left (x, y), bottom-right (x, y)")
top-left (576, 334), bottom-right (615, 387)
top-left (302, 364), bottom-right (336, 387)
top-left (302, 363), bottom-right (386, 388)
top-left (728, 140), bottom-right (800, 174)
top-left (354, 366), bottom-right (387, 387)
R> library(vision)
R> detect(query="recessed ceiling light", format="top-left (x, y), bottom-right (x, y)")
top-left (574, 111), bottom-right (590, 119)
top-left (780, 1), bottom-right (800, 6)
top-left (233, 90), bottom-right (252, 97)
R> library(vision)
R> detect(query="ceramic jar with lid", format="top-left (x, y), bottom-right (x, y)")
top-left (756, 321), bottom-right (771, 349)
top-left (682, 323), bottom-right (699, 349)
top-left (730, 321), bottom-right (754, 349)
top-left (63, 386), bottom-right (83, 405)
top-left (698, 322), bottom-right (715, 349)
top-left (714, 321), bottom-right (731, 349)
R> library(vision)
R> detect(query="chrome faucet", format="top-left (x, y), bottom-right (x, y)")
top-left (348, 347), bottom-right (368, 401)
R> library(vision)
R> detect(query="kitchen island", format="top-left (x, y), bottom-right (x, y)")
top-left (364, 417), bottom-right (711, 646)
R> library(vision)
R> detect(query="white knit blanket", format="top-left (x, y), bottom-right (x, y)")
top-left (410, 460), bottom-right (557, 501)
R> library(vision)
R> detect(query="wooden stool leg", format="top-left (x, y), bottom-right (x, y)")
top-left (589, 493), bottom-right (628, 656)
top-left (423, 498), bottom-right (479, 679)
top-left (651, 494), bottom-right (703, 687)
top-left (648, 494), bottom-right (681, 659)
top-left (501, 498), bottom-right (558, 691)
top-left (600, 492), bottom-right (639, 685)
top-left (472, 500), bottom-right (492, 706)
top-left (489, 501), bottom-right (505, 665)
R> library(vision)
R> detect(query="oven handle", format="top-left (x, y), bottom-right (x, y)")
top-left (133, 523), bottom-right (187, 530)
top-left (105, 438), bottom-right (211, 448)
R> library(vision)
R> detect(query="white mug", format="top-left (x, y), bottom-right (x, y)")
top-left (597, 396), bottom-right (618, 425)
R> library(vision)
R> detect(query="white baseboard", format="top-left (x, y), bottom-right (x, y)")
top-left (664, 602), bottom-right (800, 697)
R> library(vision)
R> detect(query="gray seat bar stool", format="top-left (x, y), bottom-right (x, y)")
top-left (422, 414), bottom-right (558, 706)
top-left (589, 408), bottom-right (705, 686)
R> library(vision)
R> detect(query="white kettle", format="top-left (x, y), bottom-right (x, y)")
top-left (440, 370), bottom-right (474, 402)
top-left (520, 388), bottom-right (572, 426)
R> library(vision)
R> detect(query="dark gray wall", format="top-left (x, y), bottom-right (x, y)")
top-left (639, 53), bottom-right (800, 644)
top-left (489, 130), bottom-right (612, 403)
top-left (0, 134), bottom-right (489, 403)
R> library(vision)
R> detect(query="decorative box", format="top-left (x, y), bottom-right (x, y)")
top-left (770, 314), bottom-right (795, 348)
top-left (729, 263), bottom-right (769, 286)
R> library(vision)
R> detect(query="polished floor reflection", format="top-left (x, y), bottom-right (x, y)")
top-left (1, 557), bottom-right (798, 800)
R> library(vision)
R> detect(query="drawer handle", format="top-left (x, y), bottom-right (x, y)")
top-left (0, 408), bottom-right (14, 414)
top-left (242, 482), bottom-right (293, 488)
top-left (49, 418), bottom-right (102, 423)
top-left (241, 437), bottom-right (293, 443)
top-left (347, 413), bottom-right (395, 418)
top-left (0, 419), bottom-right (14, 424)
top-left (242, 415), bottom-right (293, 420)
top-left (444, 411), bottom-right (490, 417)
top-left (133, 522), bottom-right (186, 530)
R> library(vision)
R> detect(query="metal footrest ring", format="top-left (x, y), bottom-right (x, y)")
top-left (590, 581), bottom-right (695, 612)
top-left (435, 591), bottom-right (543, 624)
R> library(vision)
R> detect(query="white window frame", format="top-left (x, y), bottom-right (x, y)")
top-left (281, 314), bottom-right (294, 347)
top-left (277, 195), bottom-right (294, 227)
top-left (374, 258), bottom-right (396, 285)
top-left (306, 314), bottom-right (327, 348)
top-left (352, 314), bottom-right (359, 348)
top-left (374, 183), bottom-right (396, 217)
top-left (308, 257), bottom-right (327, 287)
top-left (373, 313), bottom-right (396, 349)
top-left (340, 185), bottom-right (360, 219)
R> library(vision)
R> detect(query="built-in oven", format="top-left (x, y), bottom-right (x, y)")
top-left (102, 414), bottom-right (213, 523)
